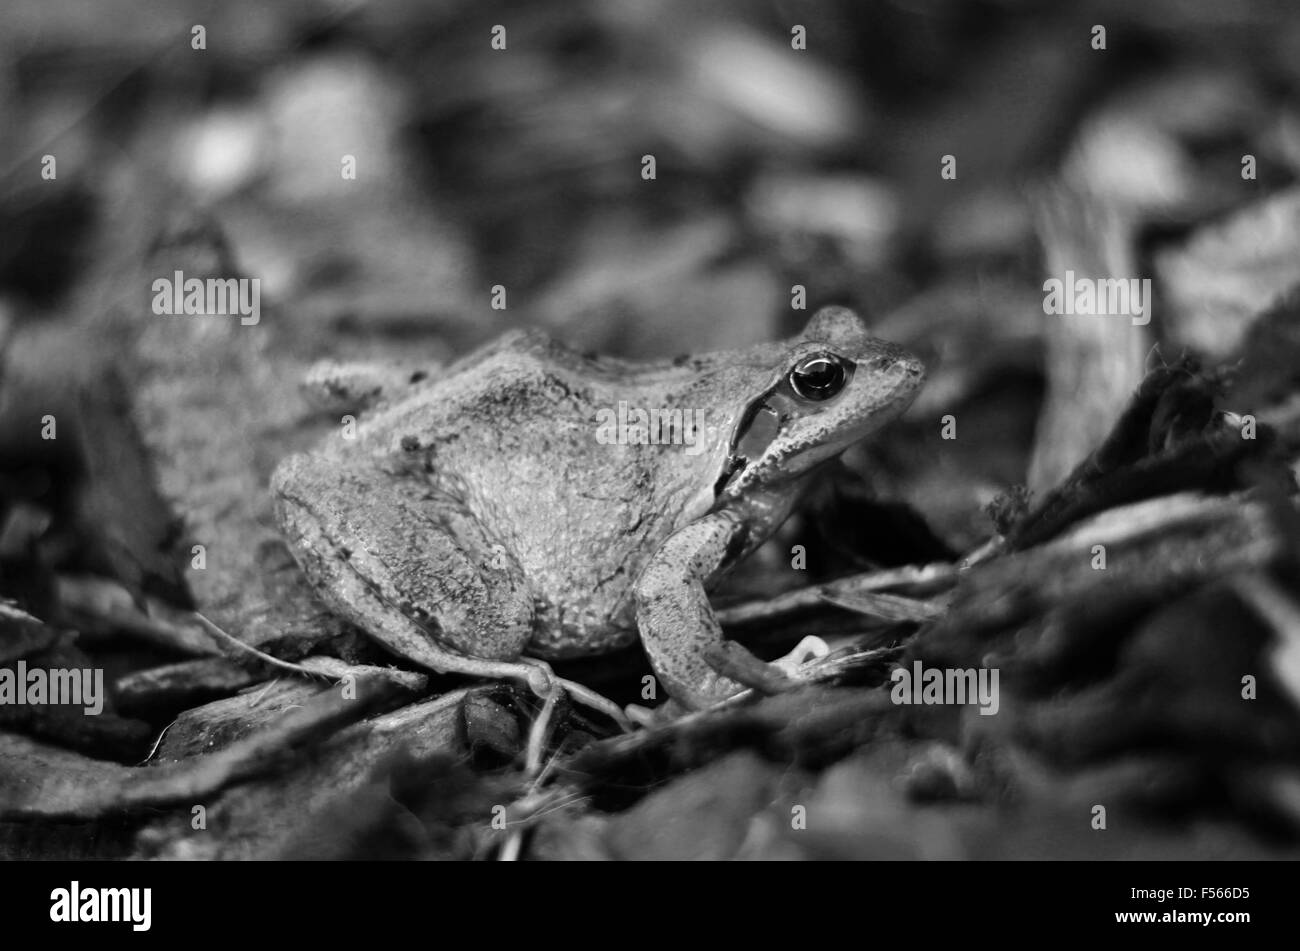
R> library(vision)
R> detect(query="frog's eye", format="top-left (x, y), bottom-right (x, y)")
top-left (789, 354), bottom-right (848, 402)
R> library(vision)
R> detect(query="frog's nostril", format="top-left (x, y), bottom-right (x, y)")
top-left (883, 356), bottom-right (924, 388)
top-left (869, 353), bottom-right (915, 375)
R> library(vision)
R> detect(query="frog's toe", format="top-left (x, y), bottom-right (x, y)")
top-left (623, 699), bottom-right (688, 728)
top-left (623, 703), bottom-right (658, 729)
top-left (517, 657), bottom-right (556, 697)
top-left (771, 635), bottom-right (831, 678)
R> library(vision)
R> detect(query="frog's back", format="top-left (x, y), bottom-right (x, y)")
top-left (410, 331), bottom-right (725, 657)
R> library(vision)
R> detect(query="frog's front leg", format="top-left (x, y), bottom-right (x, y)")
top-left (635, 509), bottom-right (796, 710)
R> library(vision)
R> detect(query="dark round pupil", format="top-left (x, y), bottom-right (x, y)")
top-left (791, 357), bottom-right (845, 400)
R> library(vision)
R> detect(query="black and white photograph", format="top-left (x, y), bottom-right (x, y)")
top-left (0, 0), bottom-right (1296, 918)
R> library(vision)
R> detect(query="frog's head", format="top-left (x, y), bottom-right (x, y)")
top-left (716, 306), bottom-right (924, 499)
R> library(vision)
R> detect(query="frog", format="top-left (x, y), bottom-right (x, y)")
top-left (271, 306), bottom-right (924, 711)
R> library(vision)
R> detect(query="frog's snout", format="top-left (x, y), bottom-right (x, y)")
top-left (863, 346), bottom-right (926, 391)
top-left (897, 352), bottom-right (926, 384)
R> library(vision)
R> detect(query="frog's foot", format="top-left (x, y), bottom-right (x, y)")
top-left (623, 703), bottom-right (658, 729)
top-left (415, 647), bottom-right (555, 697)
top-left (771, 635), bottom-right (831, 678)
top-left (702, 641), bottom-right (797, 695)
top-left (623, 699), bottom-right (690, 728)
top-left (620, 642), bottom-right (828, 727)
top-left (702, 635), bottom-right (832, 699)
top-left (551, 675), bottom-right (634, 731)
top-left (514, 656), bottom-right (630, 728)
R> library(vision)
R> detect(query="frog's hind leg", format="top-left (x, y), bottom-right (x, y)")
top-left (274, 456), bottom-right (551, 695)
